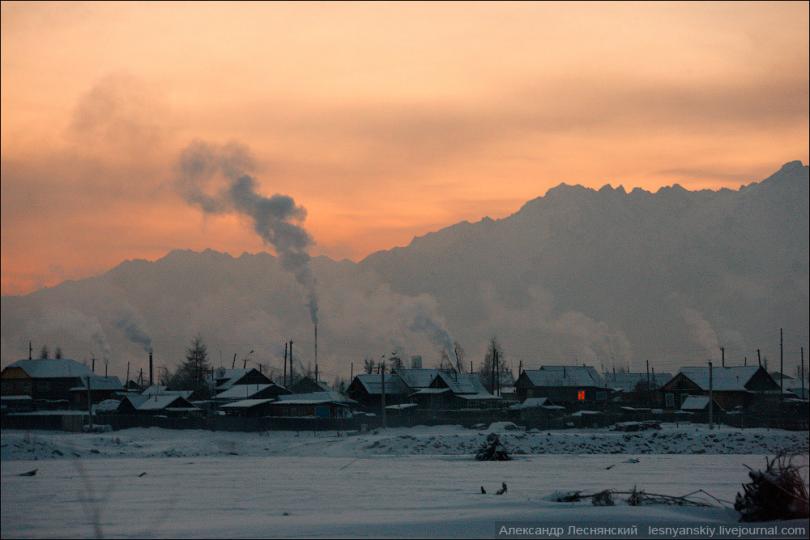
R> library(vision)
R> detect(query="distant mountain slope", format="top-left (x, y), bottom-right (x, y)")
top-left (2, 162), bottom-right (807, 380)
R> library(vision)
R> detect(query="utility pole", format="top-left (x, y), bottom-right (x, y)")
top-left (86, 375), bottom-right (93, 430)
top-left (780, 328), bottom-right (784, 404)
top-left (289, 340), bottom-right (294, 386)
top-left (646, 359), bottom-right (651, 407)
top-left (800, 346), bottom-right (805, 401)
top-left (126, 362), bottom-right (130, 394)
top-left (721, 346), bottom-right (725, 368)
top-left (92, 357), bottom-right (95, 373)
top-left (28, 341), bottom-right (32, 360)
top-left (381, 360), bottom-right (386, 429)
top-left (283, 342), bottom-right (288, 387)
top-left (708, 361), bottom-right (714, 430)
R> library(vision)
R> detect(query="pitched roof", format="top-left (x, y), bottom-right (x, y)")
top-left (274, 391), bottom-right (356, 405)
top-left (140, 385), bottom-right (193, 399)
top-left (394, 368), bottom-right (440, 389)
top-left (509, 397), bottom-right (550, 410)
top-left (434, 372), bottom-right (489, 395)
top-left (214, 383), bottom-right (286, 400)
top-left (123, 394), bottom-right (198, 411)
top-left (221, 398), bottom-right (275, 409)
top-left (70, 375), bottom-right (123, 391)
top-left (522, 366), bottom-right (605, 388)
top-left (4, 358), bottom-right (90, 379)
top-left (603, 371), bottom-right (673, 392)
top-left (353, 373), bottom-right (409, 395)
top-left (677, 366), bottom-right (763, 392)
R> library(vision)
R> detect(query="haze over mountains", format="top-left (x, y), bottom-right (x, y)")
top-left (2, 161), bottom-right (808, 381)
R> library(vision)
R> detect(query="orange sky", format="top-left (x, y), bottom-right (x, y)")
top-left (2, 1), bottom-right (808, 295)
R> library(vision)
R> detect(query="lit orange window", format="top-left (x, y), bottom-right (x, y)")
top-left (577, 390), bottom-right (586, 401)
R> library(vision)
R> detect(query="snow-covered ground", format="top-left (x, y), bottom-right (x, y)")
top-left (4, 454), bottom-right (808, 539)
top-left (2, 425), bottom-right (808, 538)
top-left (1, 423), bottom-right (807, 461)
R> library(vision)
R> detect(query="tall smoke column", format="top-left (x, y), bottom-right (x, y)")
top-left (176, 141), bottom-right (319, 325)
top-left (314, 322), bottom-right (318, 382)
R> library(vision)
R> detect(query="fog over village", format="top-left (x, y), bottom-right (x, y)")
top-left (1, 2), bottom-right (808, 540)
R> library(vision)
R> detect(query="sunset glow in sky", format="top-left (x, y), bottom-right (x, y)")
top-left (2, 1), bottom-right (808, 295)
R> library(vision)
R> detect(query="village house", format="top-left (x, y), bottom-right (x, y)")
top-left (515, 365), bottom-right (608, 405)
top-left (267, 391), bottom-right (356, 418)
top-left (425, 371), bottom-right (501, 409)
top-left (679, 395), bottom-right (724, 414)
top-left (70, 375), bottom-right (124, 408)
top-left (1, 358), bottom-right (92, 407)
top-left (117, 394), bottom-right (201, 415)
top-left (346, 372), bottom-right (409, 409)
top-left (220, 398), bottom-right (276, 417)
top-left (289, 376), bottom-right (332, 394)
top-left (212, 382), bottom-right (290, 405)
top-left (207, 367), bottom-right (273, 393)
top-left (602, 370), bottom-right (673, 406)
top-left (659, 365), bottom-right (781, 411)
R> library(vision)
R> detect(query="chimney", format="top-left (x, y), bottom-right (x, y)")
top-left (314, 322), bottom-right (318, 382)
top-left (411, 355), bottom-right (422, 369)
top-left (149, 349), bottom-right (154, 387)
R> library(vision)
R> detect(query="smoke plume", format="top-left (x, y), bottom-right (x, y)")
top-left (176, 140), bottom-right (319, 323)
top-left (115, 314), bottom-right (153, 352)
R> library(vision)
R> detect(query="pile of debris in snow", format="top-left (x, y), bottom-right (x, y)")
top-left (475, 433), bottom-right (511, 461)
top-left (735, 453), bottom-right (810, 522)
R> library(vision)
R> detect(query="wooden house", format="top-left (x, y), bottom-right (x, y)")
top-left (70, 375), bottom-right (123, 408)
top-left (212, 382), bottom-right (290, 404)
top-left (290, 376), bottom-right (332, 394)
top-left (1, 358), bottom-right (92, 407)
top-left (346, 372), bottom-right (409, 409)
top-left (660, 366), bottom-right (780, 410)
top-left (117, 394), bottom-right (200, 416)
top-left (268, 391), bottom-right (355, 418)
top-left (515, 365), bottom-right (608, 405)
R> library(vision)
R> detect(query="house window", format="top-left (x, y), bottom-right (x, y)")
top-left (665, 393), bottom-right (674, 408)
top-left (577, 390), bottom-right (586, 401)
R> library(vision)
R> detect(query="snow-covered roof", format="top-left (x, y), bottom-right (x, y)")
top-left (125, 394), bottom-right (198, 411)
top-left (70, 375), bottom-right (123, 391)
top-left (571, 410), bottom-right (603, 416)
top-left (434, 372), bottom-right (489, 395)
top-left (208, 368), bottom-right (257, 390)
top-left (677, 366), bottom-right (763, 392)
top-left (94, 399), bottom-right (121, 413)
top-left (603, 371), bottom-right (672, 392)
top-left (274, 391), bottom-right (356, 405)
top-left (385, 403), bottom-right (418, 410)
top-left (680, 395), bottom-right (711, 411)
top-left (353, 373), bottom-right (409, 395)
top-left (509, 397), bottom-right (550, 410)
top-left (4, 358), bottom-right (91, 379)
top-left (410, 388), bottom-right (451, 395)
top-left (221, 398), bottom-right (275, 409)
top-left (522, 366), bottom-right (605, 388)
top-left (140, 385), bottom-right (193, 399)
top-left (214, 383), bottom-right (286, 400)
top-left (394, 368), bottom-right (440, 389)
top-left (454, 393), bottom-right (502, 401)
